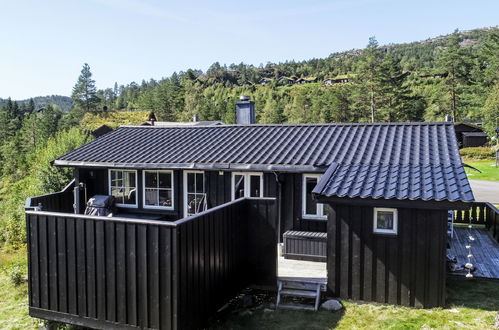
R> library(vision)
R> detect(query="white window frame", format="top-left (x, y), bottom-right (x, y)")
top-left (302, 173), bottom-right (327, 220)
top-left (183, 170), bottom-right (205, 217)
top-left (231, 172), bottom-right (263, 200)
top-left (373, 207), bottom-right (398, 234)
top-left (108, 169), bottom-right (138, 208)
top-left (142, 170), bottom-right (174, 210)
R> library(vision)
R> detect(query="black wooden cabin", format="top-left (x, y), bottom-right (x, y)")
top-left (454, 122), bottom-right (488, 148)
top-left (25, 110), bottom-right (480, 329)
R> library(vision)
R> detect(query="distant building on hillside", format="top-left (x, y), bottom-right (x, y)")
top-left (324, 74), bottom-right (349, 85)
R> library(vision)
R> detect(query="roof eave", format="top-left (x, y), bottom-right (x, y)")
top-left (53, 159), bottom-right (329, 173)
top-left (314, 195), bottom-right (474, 210)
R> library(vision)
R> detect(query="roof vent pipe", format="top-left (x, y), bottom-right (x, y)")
top-left (236, 95), bottom-right (255, 124)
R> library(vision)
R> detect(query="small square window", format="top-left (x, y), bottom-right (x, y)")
top-left (373, 208), bottom-right (398, 234)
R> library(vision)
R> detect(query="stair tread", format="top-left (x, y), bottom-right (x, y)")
top-left (278, 303), bottom-right (316, 311)
top-left (280, 289), bottom-right (318, 297)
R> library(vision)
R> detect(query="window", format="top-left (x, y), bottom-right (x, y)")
top-left (231, 172), bottom-right (263, 200)
top-left (109, 169), bottom-right (137, 207)
top-left (184, 171), bottom-right (205, 216)
top-left (143, 170), bottom-right (174, 209)
top-left (302, 174), bottom-right (328, 220)
top-left (373, 208), bottom-right (398, 234)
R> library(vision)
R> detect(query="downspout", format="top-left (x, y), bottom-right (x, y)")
top-left (272, 172), bottom-right (282, 243)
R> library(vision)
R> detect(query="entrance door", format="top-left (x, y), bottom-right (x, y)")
top-left (183, 171), bottom-right (206, 217)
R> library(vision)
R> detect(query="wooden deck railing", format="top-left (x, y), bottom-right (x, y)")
top-left (453, 202), bottom-right (499, 242)
top-left (26, 197), bottom-right (276, 330)
top-left (25, 180), bottom-right (75, 213)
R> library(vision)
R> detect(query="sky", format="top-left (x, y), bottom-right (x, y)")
top-left (0, 0), bottom-right (498, 100)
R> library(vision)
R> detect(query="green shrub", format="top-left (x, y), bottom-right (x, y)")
top-left (460, 147), bottom-right (496, 160)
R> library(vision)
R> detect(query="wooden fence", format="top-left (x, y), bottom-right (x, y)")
top-left (453, 202), bottom-right (499, 242)
top-left (25, 179), bottom-right (75, 213)
top-left (26, 197), bottom-right (277, 330)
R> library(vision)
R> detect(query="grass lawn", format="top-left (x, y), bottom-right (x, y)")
top-left (1, 247), bottom-right (498, 329)
top-left (213, 278), bottom-right (499, 329)
top-left (0, 247), bottom-right (38, 330)
top-left (463, 158), bottom-right (499, 181)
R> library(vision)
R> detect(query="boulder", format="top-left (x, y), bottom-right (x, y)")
top-left (321, 299), bottom-right (343, 311)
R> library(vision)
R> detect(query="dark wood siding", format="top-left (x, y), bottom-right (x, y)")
top-left (281, 173), bottom-right (327, 234)
top-left (75, 169), bottom-right (324, 235)
top-left (27, 198), bottom-right (277, 330)
top-left (175, 198), bottom-right (276, 329)
top-left (27, 213), bottom-right (177, 329)
top-left (326, 203), bottom-right (447, 308)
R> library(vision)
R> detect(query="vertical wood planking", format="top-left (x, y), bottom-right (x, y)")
top-left (115, 222), bottom-right (127, 324)
top-left (95, 220), bottom-right (107, 321)
top-left (38, 215), bottom-right (49, 310)
top-left (56, 217), bottom-right (68, 313)
top-left (105, 221), bottom-right (116, 322)
top-left (29, 215), bottom-right (40, 308)
top-left (137, 224), bottom-right (148, 328)
top-left (125, 223), bottom-right (137, 326)
top-left (85, 220), bottom-right (96, 318)
top-left (48, 216), bottom-right (58, 311)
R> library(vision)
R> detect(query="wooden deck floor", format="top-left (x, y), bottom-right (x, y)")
top-left (277, 244), bottom-right (327, 281)
top-left (448, 226), bottom-right (499, 279)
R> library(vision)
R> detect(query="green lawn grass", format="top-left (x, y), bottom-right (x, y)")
top-left (0, 247), bottom-right (38, 330)
top-left (1, 247), bottom-right (498, 329)
top-left (213, 278), bottom-right (499, 329)
top-left (463, 158), bottom-right (499, 181)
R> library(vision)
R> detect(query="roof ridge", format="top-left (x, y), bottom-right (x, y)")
top-left (119, 121), bottom-right (454, 129)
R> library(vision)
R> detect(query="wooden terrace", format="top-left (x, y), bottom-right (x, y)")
top-left (449, 226), bottom-right (499, 279)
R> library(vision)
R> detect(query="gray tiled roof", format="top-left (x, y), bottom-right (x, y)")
top-left (313, 164), bottom-right (473, 202)
top-left (55, 121), bottom-right (473, 203)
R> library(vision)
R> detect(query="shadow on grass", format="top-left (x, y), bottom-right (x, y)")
top-left (446, 277), bottom-right (499, 311)
top-left (211, 307), bottom-right (344, 330)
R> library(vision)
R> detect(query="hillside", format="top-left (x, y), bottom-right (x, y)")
top-left (91, 26), bottom-right (498, 136)
top-left (0, 95), bottom-right (72, 111)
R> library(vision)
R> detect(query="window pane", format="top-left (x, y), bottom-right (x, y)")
top-left (145, 172), bottom-right (157, 188)
top-left (377, 211), bottom-right (394, 229)
top-left (159, 189), bottom-right (172, 207)
top-left (125, 171), bottom-right (136, 188)
top-left (111, 187), bottom-right (124, 204)
top-left (305, 177), bottom-right (318, 214)
top-left (250, 175), bottom-right (261, 197)
top-left (144, 188), bottom-right (158, 206)
top-left (187, 194), bottom-right (196, 215)
top-left (159, 172), bottom-right (171, 189)
top-left (195, 173), bottom-right (204, 193)
top-left (187, 173), bottom-right (195, 193)
top-left (111, 170), bottom-right (117, 181)
top-left (124, 187), bottom-right (136, 204)
top-left (234, 175), bottom-right (245, 199)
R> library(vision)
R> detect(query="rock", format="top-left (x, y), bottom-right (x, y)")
top-left (321, 299), bottom-right (343, 311)
top-left (263, 308), bottom-right (274, 313)
top-left (239, 310), bottom-right (253, 317)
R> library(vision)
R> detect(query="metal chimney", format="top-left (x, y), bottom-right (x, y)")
top-left (445, 115), bottom-right (453, 122)
top-left (235, 95), bottom-right (255, 124)
top-left (193, 114), bottom-right (199, 122)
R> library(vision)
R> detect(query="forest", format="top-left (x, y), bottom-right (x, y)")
top-left (0, 27), bottom-right (499, 249)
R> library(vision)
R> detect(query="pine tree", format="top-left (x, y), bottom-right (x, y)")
top-left (352, 37), bottom-right (385, 122)
top-left (71, 63), bottom-right (101, 114)
top-left (438, 30), bottom-right (472, 121)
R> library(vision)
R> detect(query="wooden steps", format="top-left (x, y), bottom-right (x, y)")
top-left (276, 278), bottom-right (324, 311)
